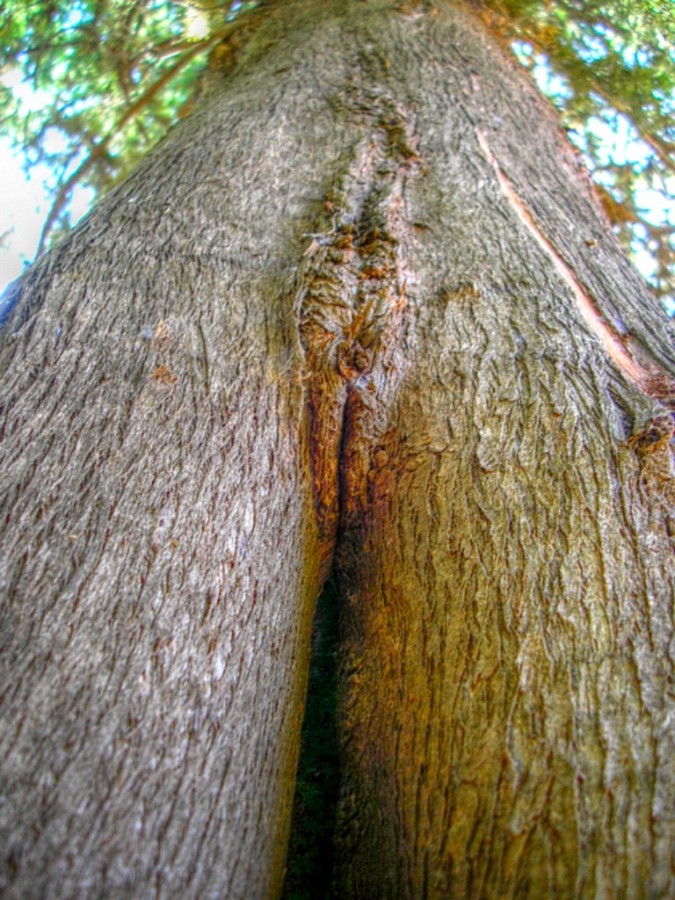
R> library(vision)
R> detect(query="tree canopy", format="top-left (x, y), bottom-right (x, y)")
top-left (0, 0), bottom-right (673, 308)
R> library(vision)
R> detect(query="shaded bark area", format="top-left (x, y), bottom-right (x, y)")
top-left (282, 580), bottom-right (340, 899)
top-left (0, 0), bottom-right (673, 897)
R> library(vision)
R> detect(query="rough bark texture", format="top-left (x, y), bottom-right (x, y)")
top-left (0, 0), bottom-right (674, 897)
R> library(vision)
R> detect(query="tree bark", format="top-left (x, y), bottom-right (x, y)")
top-left (1, 0), bottom-right (673, 897)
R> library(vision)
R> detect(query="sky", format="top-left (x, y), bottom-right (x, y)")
top-left (0, 135), bottom-right (94, 294)
top-left (0, 137), bottom-right (48, 290)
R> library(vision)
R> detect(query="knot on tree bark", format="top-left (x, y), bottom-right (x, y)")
top-left (337, 340), bottom-right (373, 380)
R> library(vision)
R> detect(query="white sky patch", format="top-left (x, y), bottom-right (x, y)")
top-left (185, 5), bottom-right (209, 40)
top-left (0, 137), bottom-right (93, 293)
top-left (0, 67), bottom-right (95, 293)
top-left (0, 138), bottom-right (47, 289)
top-left (1, 65), bottom-right (52, 113)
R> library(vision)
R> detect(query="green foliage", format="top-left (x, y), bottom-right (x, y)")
top-left (0, 0), bottom-right (229, 249)
top-left (1, 0), bottom-right (673, 305)
top-left (485, 0), bottom-right (674, 308)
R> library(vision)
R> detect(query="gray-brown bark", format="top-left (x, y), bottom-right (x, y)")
top-left (1, 0), bottom-right (674, 897)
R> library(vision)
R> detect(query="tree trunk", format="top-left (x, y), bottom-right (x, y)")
top-left (1, 0), bottom-right (673, 897)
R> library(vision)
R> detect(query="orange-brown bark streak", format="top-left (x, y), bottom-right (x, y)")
top-left (298, 106), bottom-right (418, 567)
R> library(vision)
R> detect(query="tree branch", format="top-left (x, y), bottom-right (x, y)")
top-left (35, 33), bottom-right (221, 256)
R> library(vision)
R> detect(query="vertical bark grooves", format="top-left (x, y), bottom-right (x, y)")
top-left (0, 0), bottom-right (673, 897)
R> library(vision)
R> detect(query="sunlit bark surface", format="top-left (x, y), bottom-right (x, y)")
top-left (0, 0), bottom-right (673, 897)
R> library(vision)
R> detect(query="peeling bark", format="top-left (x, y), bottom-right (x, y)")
top-left (475, 128), bottom-right (675, 404)
top-left (0, 0), bottom-right (673, 897)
